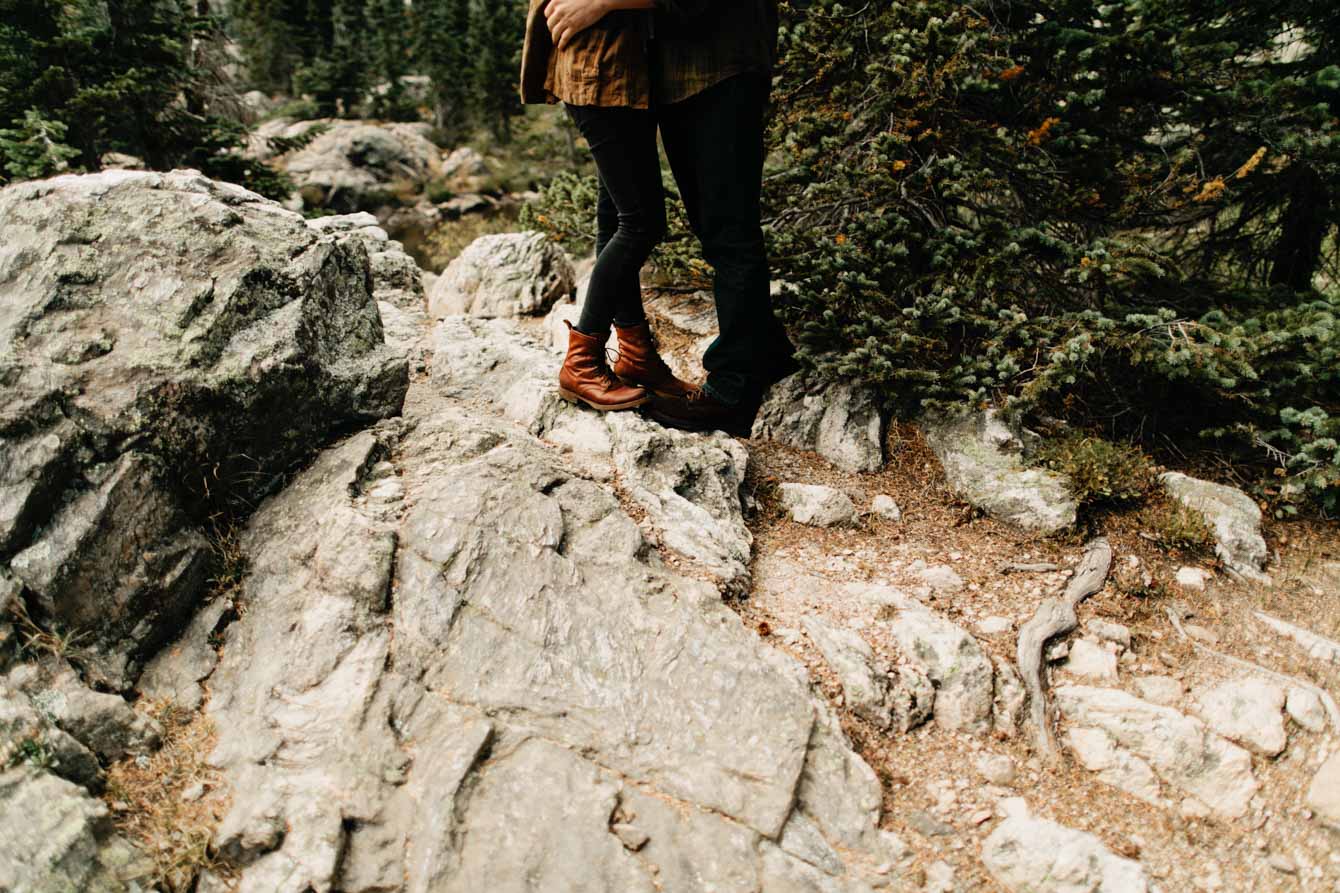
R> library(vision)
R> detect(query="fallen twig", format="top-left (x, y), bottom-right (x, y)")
top-left (1168, 608), bottom-right (1340, 730)
top-left (1253, 611), bottom-right (1340, 665)
top-left (1000, 562), bottom-right (1061, 574)
top-left (1016, 538), bottom-right (1114, 761)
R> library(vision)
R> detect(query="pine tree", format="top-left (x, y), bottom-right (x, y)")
top-left (415, 0), bottom-right (474, 135)
top-left (766, 0), bottom-right (1339, 511)
top-left (468, 0), bottom-right (524, 142)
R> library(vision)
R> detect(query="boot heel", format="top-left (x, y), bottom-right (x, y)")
top-left (558, 388), bottom-right (580, 404)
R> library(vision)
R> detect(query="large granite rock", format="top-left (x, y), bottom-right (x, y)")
top-left (428, 231), bottom-right (574, 319)
top-left (248, 118), bottom-right (441, 213)
top-left (1161, 471), bottom-right (1269, 581)
top-left (921, 410), bottom-right (1077, 534)
top-left (752, 371), bottom-right (885, 473)
top-left (204, 405), bottom-right (905, 890)
top-left (0, 170), bottom-right (409, 687)
top-left (1056, 685), bottom-right (1259, 819)
top-left (1307, 750), bottom-right (1340, 832)
top-left (888, 604), bottom-right (995, 735)
top-left (0, 766), bottom-right (145, 893)
top-left (429, 317), bottom-right (752, 590)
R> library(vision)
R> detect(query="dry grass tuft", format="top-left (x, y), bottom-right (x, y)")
top-left (102, 700), bottom-right (233, 892)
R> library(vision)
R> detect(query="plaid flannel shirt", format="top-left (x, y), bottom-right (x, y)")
top-left (520, 0), bottom-right (778, 109)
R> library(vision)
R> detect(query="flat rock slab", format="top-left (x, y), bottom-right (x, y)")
top-left (1307, 750), bottom-right (1340, 831)
top-left (1192, 677), bottom-right (1288, 757)
top-left (921, 411), bottom-right (1077, 535)
top-left (204, 401), bottom-right (902, 890)
top-left (1056, 685), bottom-right (1259, 819)
top-left (982, 798), bottom-right (1148, 892)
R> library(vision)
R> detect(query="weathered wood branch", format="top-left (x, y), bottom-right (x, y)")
top-left (1016, 537), bottom-right (1113, 761)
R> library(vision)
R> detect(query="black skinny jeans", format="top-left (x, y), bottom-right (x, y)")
top-left (564, 71), bottom-right (794, 405)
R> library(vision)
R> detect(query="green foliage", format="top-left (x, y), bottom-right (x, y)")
top-left (1141, 501), bottom-right (1215, 555)
top-left (0, 0), bottom-right (287, 197)
top-left (1035, 434), bottom-right (1155, 508)
top-left (767, 0), bottom-right (1340, 513)
top-left (468, 0), bottom-right (526, 141)
top-left (415, 0), bottom-right (473, 135)
top-left (0, 108), bottom-right (79, 180)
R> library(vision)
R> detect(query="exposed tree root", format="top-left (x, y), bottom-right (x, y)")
top-left (1016, 537), bottom-right (1114, 761)
top-left (1253, 611), bottom-right (1340, 665)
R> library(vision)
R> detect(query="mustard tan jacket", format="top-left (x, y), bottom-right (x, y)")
top-left (520, 0), bottom-right (779, 109)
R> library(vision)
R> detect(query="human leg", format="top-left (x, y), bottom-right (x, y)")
top-left (564, 103), bottom-right (664, 333)
top-left (657, 72), bottom-right (796, 407)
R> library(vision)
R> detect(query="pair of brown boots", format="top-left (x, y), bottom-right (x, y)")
top-left (558, 320), bottom-right (695, 410)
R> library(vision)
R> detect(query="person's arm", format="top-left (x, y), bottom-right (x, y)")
top-left (546, 0), bottom-right (654, 50)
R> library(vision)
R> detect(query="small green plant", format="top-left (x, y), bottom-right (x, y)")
top-left (4, 737), bottom-right (56, 772)
top-left (1142, 501), bottom-right (1215, 555)
top-left (1035, 434), bottom-right (1156, 509)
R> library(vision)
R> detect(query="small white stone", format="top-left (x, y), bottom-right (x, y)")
top-left (975, 753), bottom-right (1018, 786)
top-left (1176, 566), bottom-right (1213, 589)
top-left (1286, 688), bottom-right (1328, 733)
top-left (1062, 638), bottom-right (1119, 683)
top-left (910, 561), bottom-right (965, 592)
top-left (779, 482), bottom-right (858, 528)
top-left (925, 860), bottom-right (955, 893)
top-left (977, 616), bottom-right (1013, 636)
top-left (1087, 618), bottom-right (1132, 649)
top-left (180, 782), bottom-right (206, 802)
top-left (871, 494), bottom-right (902, 522)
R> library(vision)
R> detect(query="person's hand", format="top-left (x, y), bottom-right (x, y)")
top-left (546, 0), bottom-right (612, 51)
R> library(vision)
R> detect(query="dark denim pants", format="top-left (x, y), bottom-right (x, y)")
top-left (564, 71), bottom-right (795, 405)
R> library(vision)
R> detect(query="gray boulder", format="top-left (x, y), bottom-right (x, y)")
top-left (982, 797), bottom-right (1148, 892)
top-left (779, 483), bottom-right (859, 528)
top-left (8, 658), bottom-right (160, 763)
top-left (0, 766), bottom-right (145, 893)
top-left (429, 231), bottom-right (574, 319)
top-left (0, 170), bottom-right (409, 687)
top-left (753, 371), bottom-right (884, 473)
top-left (0, 682), bottom-right (102, 790)
top-left (250, 119), bottom-right (441, 213)
top-left (204, 405), bottom-right (903, 890)
top-left (921, 410), bottom-right (1077, 534)
top-left (1161, 471), bottom-right (1269, 581)
top-left (1056, 685), bottom-right (1259, 819)
top-left (802, 614), bottom-right (934, 733)
top-left (888, 604), bottom-right (995, 734)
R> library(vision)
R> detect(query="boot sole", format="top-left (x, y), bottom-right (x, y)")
top-left (558, 388), bottom-right (651, 412)
top-left (617, 376), bottom-right (695, 400)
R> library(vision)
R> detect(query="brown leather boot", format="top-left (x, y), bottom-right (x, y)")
top-left (558, 322), bottom-right (650, 411)
top-left (612, 322), bottom-right (696, 399)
